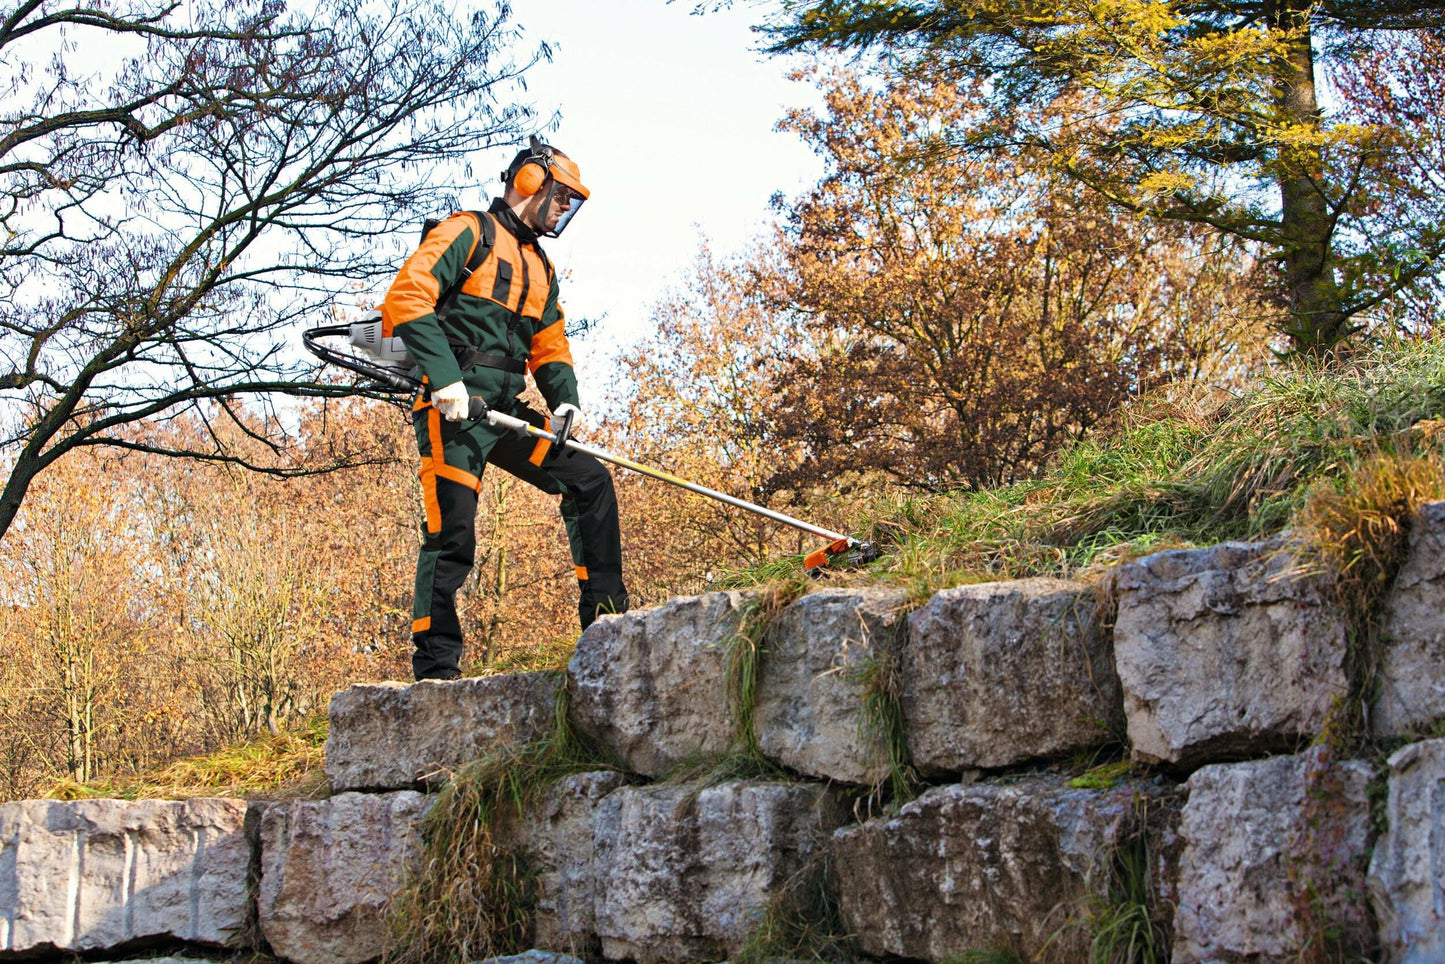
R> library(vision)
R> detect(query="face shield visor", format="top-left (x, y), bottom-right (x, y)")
top-left (533, 150), bottom-right (590, 238)
top-left (535, 178), bottom-right (586, 238)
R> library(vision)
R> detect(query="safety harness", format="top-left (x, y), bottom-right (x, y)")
top-left (428, 210), bottom-right (547, 378)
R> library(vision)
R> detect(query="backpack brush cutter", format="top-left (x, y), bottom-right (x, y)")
top-left (303, 321), bottom-right (877, 575)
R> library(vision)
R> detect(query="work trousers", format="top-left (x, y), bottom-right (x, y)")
top-left (409, 399), bottom-right (628, 680)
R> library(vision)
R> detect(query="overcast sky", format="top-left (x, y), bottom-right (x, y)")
top-left (497, 1), bottom-right (827, 400)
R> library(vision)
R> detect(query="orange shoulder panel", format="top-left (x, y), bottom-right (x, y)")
top-left (519, 247), bottom-right (551, 319)
top-left (382, 213), bottom-right (482, 331)
top-left (528, 317), bottom-right (574, 373)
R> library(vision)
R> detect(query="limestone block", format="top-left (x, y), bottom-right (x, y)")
top-left (1369, 738), bottom-right (1445, 963)
top-left (0, 797), bottom-right (251, 955)
top-left (831, 774), bottom-right (1174, 962)
top-left (755, 587), bottom-right (912, 785)
top-left (591, 780), bottom-right (839, 964)
top-left (494, 770), bottom-right (626, 956)
top-left (258, 790), bottom-right (431, 964)
top-left (1173, 748), bottom-right (1373, 963)
top-left (568, 591), bottom-right (758, 777)
top-left (326, 672), bottom-right (558, 791)
top-left (1376, 501), bottom-right (1445, 737)
top-left (1114, 540), bottom-right (1349, 767)
top-left (902, 577), bottom-right (1121, 775)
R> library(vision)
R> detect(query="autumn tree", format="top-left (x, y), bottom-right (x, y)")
top-left (755, 70), bottom-right (1270, 492)
top-left (0, 0), bottom-right (545, 541)
top-left (1332, 27), bottom-right (1445, 331)
top-left (765, 0), bottom-right (1445, 354)
top-left (0, 450), bottom-right (157, 785)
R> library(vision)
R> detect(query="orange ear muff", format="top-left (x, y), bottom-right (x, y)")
top-left (513, 161), bottom-right (548, 197)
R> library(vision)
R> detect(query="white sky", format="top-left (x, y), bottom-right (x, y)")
top-left (498, 1), bottom-right (826, 400)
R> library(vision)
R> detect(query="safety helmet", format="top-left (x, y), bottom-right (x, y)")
top-left (502, 135), bottom-right (590, 238)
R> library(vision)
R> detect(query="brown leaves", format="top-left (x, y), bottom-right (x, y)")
top-left (761, 69), bottom-right (1272, 492)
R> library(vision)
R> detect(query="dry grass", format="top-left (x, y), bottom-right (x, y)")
top-left (43, 716), bottom-right (329, 801)
top-left (1293, 451), bottom-right (1445, 745)
top-left (382, 679), bottom-right (613, 964)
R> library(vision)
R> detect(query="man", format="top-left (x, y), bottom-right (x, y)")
top-left (382, 137), bottom-right (629, 681)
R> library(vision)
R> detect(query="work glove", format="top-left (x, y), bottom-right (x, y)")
top-left (431, 380), bottom-right (470, 422)
top-left (550, 402), bottom-right (582, 449)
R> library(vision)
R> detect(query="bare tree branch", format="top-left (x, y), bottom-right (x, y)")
top-left (0, 0), bottom-right (546, 540)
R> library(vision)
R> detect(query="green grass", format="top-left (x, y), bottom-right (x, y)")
top-left (807, 337), bottom-right (1445, 598)
top-left (43, 716), bottom-right (330, 801)
top-left (722, 577), bottom-right (809, 762)
top-left (846, 648), bottom-right (920, 807)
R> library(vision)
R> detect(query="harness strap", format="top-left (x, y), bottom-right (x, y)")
top-left (434, 211), bottom-right (495, 324)
top-left (448, 342), bottom-right (526, 375)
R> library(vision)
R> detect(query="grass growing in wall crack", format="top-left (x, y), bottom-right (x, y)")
top-left (1294, 450), bottom-right (1445, 747)
top-left (722, 577), bottom-right (808, 764)
top-left (847, 645), bottom-right (920, 809)
top-left (382, 678), bottom-right (613, 964)
top-left (733, 853), bottom-right (856, 964)
top-left (1082, 832), bottom-right (1168, 964)
top-left (1041, 793), bottom-right (1172, 964)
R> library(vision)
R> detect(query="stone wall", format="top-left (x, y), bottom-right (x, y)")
top-left (6, 504), bottom-right (1445, 963)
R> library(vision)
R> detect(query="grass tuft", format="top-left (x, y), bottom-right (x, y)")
top-left (382, 678), bottom-right (613, 964)
top-left (733, 852), bottom-right (855, 964)
top-left (1292, 451), bottom-right (1445, 746)
top-left (847, 646), bottom-right (920, 809)
top-left (1045, 794), bottom-right (1171, 964)
top-left (473, 633), bottom-right (578, 676)
top-left (722, 577), bottom-right (809, 763)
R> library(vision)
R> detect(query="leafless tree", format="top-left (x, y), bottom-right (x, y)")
top-left (0, 0), bottom-right (547, 539)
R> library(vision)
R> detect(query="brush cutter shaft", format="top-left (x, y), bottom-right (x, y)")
top-left (476, 403), bottom-right (853, 545)
top-left (301, 325), bottom-right (864, 559)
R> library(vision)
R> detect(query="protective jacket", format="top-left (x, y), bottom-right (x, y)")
top-left (380, 197), bottom-right (628, 681)
top-left (383, 199), bottom-right (578, 413)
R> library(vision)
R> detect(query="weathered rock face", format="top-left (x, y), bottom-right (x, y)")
top-left (1369, 738), bottom-right (1445, 964)
top-left (0, 797), bottom-right (252, 955)
top-left (755, 587), bottom-right (912, 785)
top-left (1376, 501), bottom-right (1445, 738)
top-left (258, 790), bottom-right (431, 964)
top-left (591, 779), bottom-right (839, 964)
top-left (1114, 541), bottom-right (1349, 767)
top-left (1172, 748), bottom-right (1374, 964)
top-left (493, 770), bottom-right (627, 956)
top-left (831, 774), bottom-right (1173, 962)
top-left (568, 591), bottom-right (757, 778)
top-left (902, 577), bottom-right (1121, 775)
top-left (326, 673), bottom-right (559, 791)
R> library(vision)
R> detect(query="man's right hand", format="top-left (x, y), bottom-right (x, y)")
top-left (431, 381), bottom-right (470, 421)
